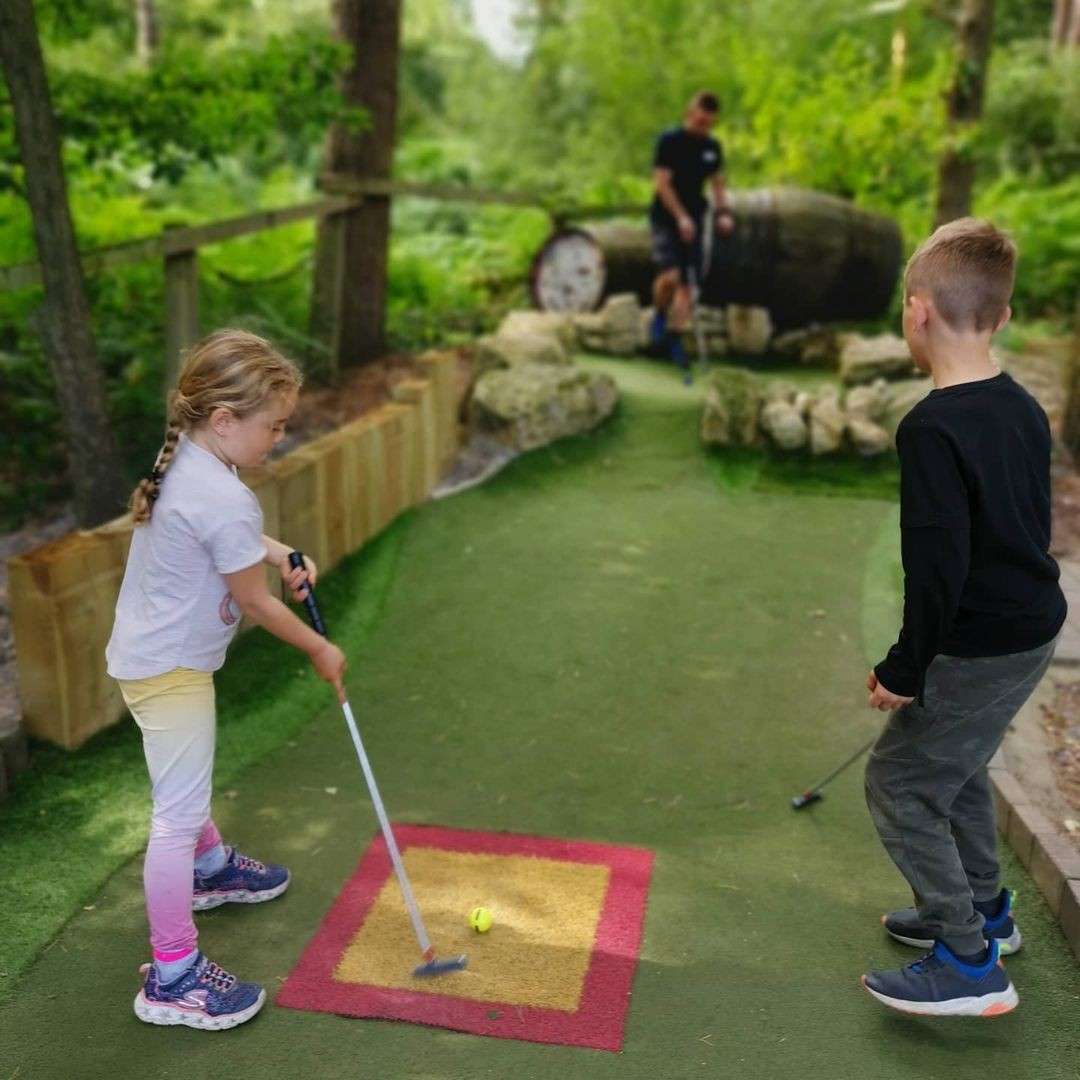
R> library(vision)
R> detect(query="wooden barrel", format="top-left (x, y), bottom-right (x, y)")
top-left (530, 187), bottom-right (902, 328)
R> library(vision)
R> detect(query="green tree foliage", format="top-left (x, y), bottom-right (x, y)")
top-left (1, 0), bottom-right (1077, 526)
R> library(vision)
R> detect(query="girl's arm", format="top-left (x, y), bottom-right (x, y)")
top-left (224, 562), bottom-right (346, 699)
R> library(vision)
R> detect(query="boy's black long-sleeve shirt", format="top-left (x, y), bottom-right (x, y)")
top-left (875, 372), bottom-right (1067, 702)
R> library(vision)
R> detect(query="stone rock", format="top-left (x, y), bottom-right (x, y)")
top-left (771, 324), bottom-right (839, 367)
top-left (881, 377), bottom-right (934, 440)
top-left (794, 390), bottom-right (813, 418)
top-left (725, 304), bottom-right (773, 355)
top-left (764, 379), bottom-right (798, 405)
top-left (474, 332), bottom-right (568, 374)
top-left (574, 292), bottom-right (643, 355)
top-left (846, 416), bottom-right (890, 457)
top-left (497, 310), bottom-right (577, 351)
top-left (760, 400), bottom-right (808, 451)
top-left (838, 333), bottom-right (918, 385)
top-left (694, 304), bottom-right (727, 334)
top-left (469, 361), bottom-right (618, 452)
top-left (808, 388), bottom-right (846, 455)
top-left (843, 377), bottom-right (890, 422)
top-left (700, 367), bottom-right (763, 448)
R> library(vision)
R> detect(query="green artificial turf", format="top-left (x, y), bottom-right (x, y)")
top-left (3, 355), bottom-right (1079, 1079)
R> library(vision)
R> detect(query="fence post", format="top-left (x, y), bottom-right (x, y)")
top-left (164, 243), bottom-right (199, 388)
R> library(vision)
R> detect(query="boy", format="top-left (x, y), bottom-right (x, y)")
top-left (861, 219), bottom-right (1066, 1017)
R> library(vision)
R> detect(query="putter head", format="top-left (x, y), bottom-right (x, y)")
top-left (791, 790), bottom-right (823, 811)
top-left (413, 954), bottom-right (468, 978)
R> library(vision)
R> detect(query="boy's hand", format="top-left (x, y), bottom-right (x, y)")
top-left (716, 208), bottom-right (735, 236)
top-left (866, 670), bottom-right (914, 712)
top-left (311, 639), bottom-right (347, 703)
top-left (677, 214), bottom-right (696, 243)
top-left (279, 552), bottom-right (317, 602)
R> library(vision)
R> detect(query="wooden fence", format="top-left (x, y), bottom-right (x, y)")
top-left (7, 349), bottom-right (460, 750)
top-left (1, 175), bottom-right (634, 750)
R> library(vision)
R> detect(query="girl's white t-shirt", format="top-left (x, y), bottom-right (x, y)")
top-left (106, 434), bottom-right (267, 680)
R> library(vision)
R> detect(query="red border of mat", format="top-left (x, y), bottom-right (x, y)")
top-left (276, 824), bottom-right (654, 1051)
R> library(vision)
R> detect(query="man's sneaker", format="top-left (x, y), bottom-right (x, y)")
top-left (192, 847), bottom-right (290, 911)
top-left (861, 939), bottom-right (1018, 1017)
top-left (882, 888), bottom-right (1021, 954)
top-left (134, 953), bottom-right (265, 1030)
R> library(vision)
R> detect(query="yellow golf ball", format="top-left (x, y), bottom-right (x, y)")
top-left (468, 906), bottom-right (493, 933)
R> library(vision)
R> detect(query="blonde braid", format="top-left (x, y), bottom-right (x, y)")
top-left (130, 418), bottom-right (182, 525)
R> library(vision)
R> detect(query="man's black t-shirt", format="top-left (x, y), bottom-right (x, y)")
top-left (649, 126), bottom-right (723, 229)
top-left (875, 372), bottom-right (1067, 702)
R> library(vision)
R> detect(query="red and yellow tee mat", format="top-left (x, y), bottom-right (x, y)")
top-left (277, 824), bottom-right (654, 1051)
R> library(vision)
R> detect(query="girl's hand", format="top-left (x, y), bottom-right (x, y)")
top-left (311, 639), bottom-right (347, 702)
top-left (280, 552), bottom-right (317, 602)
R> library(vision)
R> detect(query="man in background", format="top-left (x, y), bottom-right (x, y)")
top-left (647, 91), bottom-right (734, 380)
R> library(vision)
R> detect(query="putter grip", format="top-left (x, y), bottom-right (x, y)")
top-left (288, 550), bottom-right (327, 637)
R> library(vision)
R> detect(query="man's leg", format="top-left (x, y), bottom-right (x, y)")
top-left (649, 266), bottom-right (680, 350)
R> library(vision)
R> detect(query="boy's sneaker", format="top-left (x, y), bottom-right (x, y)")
top-left (134, 953), bottom-right (265, 1030)
top-left (861, 939), bottom-right (1017, 1017)
top-left (192, 846), bottom-right (290, 911)
top-left (882, 888), bottom-right (1021, 954)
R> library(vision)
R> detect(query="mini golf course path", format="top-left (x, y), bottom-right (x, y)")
top-left (5, 359), bottom-right (1080, 1079)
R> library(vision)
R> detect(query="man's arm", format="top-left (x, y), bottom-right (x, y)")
top-left (710, 173), bottom-right (731, 212)
top-left (654, 167), bottom-right (693, 232)
top-left (874, 423), bottom-right (970, 704)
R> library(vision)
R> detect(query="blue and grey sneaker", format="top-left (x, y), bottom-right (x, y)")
top-left (192, 847), bottom-right (290, 911)
top-left (883, 888), bottom-right (1021, 955)
top-left (134, 953), bottom-right (265, 1030)
top-left (861, 939), bottom-right (1018, 1017)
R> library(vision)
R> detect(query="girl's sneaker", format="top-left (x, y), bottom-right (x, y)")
top-left (192, 847), bottom-right (290, 911)
top-left (134, 953), bottom-right (265, 1030)
top-left (861, 939), bottom-right (1018, 1017)
top-left (882, 888), bottom-right (1021, 954)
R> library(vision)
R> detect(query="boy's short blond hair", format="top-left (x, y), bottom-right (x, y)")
top-left (905, 217), bottom-right (1016, 332)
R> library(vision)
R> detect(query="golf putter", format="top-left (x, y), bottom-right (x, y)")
top-left (790, 734), bottom-right (878, 810)
top-left (288, 552), bottom-right (466, 978)
top-left (686, 201), bottom-right (715, 370)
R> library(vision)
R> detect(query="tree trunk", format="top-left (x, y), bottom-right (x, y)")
top-left (310, 0), bottom-right (402, 370)
top-left (531, 189), bottom-right (903, 329)
top-left (0, 0), bottom-right (129, 527)
top-left (134, 0), bottom-right (159, 62)
top-left (1050, 0), bottom-right (1080, 46)
top-left (933, 0), bottom-right (995, 229)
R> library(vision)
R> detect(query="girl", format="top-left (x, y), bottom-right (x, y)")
top-left (106, 329), bottom-right (346, 1030)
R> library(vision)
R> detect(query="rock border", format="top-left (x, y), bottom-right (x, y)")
top-left (990, 748), bottom-right (1080, 961)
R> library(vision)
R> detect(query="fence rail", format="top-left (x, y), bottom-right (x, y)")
top-left (0, 175), bottom-right (646, 378)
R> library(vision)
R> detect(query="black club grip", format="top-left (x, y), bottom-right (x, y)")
top-left (288, 550), bottom-right (327, 637)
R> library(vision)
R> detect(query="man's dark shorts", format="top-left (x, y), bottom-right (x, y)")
top-left (650, 218), bottom-right (704, 284)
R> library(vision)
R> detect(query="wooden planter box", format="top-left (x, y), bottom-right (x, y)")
top-left (8, 368), bottom-right (460, 749)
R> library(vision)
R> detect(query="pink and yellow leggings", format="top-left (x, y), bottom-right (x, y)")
top-left (118, 668), bottom-right (222, 963)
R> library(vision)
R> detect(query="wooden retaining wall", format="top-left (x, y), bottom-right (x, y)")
top-left (7, 351), bottom-right (460, 750)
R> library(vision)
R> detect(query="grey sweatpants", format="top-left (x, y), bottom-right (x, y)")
top-left (864, 637), bottom-right (1057, 955)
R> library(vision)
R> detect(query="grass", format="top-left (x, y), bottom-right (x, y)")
top-left (4, 354), bottom-right (1079, 1080)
